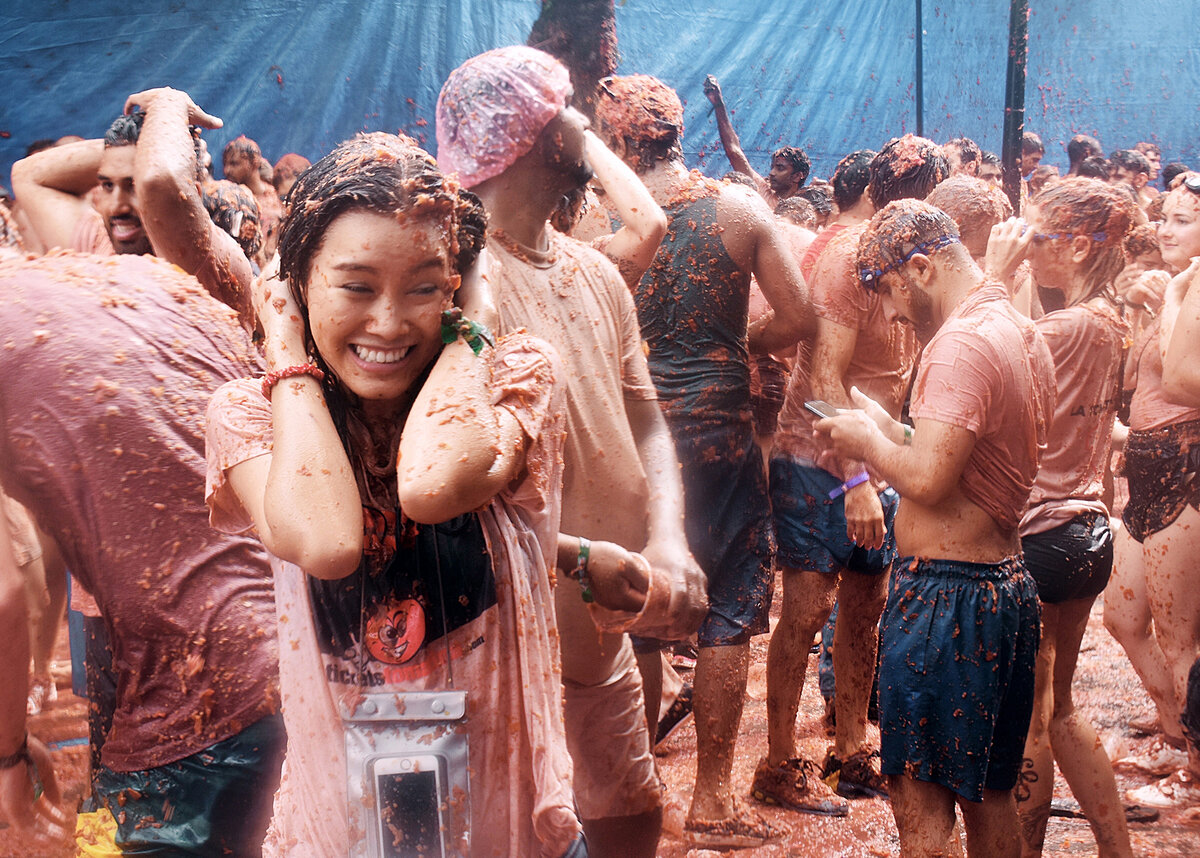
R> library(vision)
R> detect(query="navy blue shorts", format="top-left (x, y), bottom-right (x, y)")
top-left (879, 556), bottom-right (1040, 802)
top-left (1021, 511), bottom-right (1113, 605)
top-left (93, 714), bottom-right (286, 856)
top-left (770, 456), bottom-right (898, 575)
top-left (669, 418), bottom-right (775, 647)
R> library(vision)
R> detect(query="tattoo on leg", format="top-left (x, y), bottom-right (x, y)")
top-left (1014, 756), bottom-right (1038, 803)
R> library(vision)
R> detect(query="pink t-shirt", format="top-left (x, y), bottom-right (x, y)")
top-left (1128, 318), bottom-right (1200, 431)
top-left (774, 223), bottom-right (917, 473)
top-left (0, 251), bottom-right (276, 771)
top-left (799, 221), bottom-right (849, 285)
top-left (910, 283), bottom-right (1056, 533)
top-left (1021, 298), bottom-right (1129, 535)
top-left (206, 334), bottom-right (580, 858)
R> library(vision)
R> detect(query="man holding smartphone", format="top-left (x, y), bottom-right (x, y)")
top-left (756, 136), bottom-right (947, 812)
top-left (816, 199), bottom-right (1053, 857)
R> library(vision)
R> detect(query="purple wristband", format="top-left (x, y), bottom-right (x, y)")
top-left (828, 471), bottom-right (870, 500)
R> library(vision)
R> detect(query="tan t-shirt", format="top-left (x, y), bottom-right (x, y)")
top-left (490, 231), bottom-right (659, 549)
top-left (774, 223), bottom-right (917, 473)
top-left (1020, 298), bottom-right (1129, 535)
top-left (911, 283), bottom-right (1056, 533)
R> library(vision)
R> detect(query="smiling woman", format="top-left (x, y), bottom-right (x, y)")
top-left (203, 132), bottom-right (583, 857)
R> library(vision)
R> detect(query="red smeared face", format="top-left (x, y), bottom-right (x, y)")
top-left (768, 155), bottom-right (803, 195)
top-left (365, 597), bottom-right (426, 664)
top-left (305, 210), bottom-right (455, 419)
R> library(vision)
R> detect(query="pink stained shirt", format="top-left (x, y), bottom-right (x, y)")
top-left (1127, 318), bottom-right (1200, 431)
top-left (773, 223), bottom-right (917, 474)
top-left (910, 283), bottom-right (1056, 534)
top-left (205, 333), bottom-right (581, 858)
top-left (1021, 297), bottom-right (1129, 535)
top-left (0, 251), bottom-right (276, 771)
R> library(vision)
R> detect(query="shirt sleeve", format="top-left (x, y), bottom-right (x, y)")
top-left (909, 326), bottom-right (997, 437)
top-left (205, 377), bottom-right (272, 534)
top-left (489, 332), bottom-right (565, 517)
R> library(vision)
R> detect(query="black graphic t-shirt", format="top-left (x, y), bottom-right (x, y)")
top-left (309, 506), bottom-right (497, 688)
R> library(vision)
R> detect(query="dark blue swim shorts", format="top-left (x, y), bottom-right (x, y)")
top-left (879, 555), bottom-right (1040, 802)
top-left (769, 455), bottom-right (898, 575)
top-left (669, 417), bottom-right (775, 648)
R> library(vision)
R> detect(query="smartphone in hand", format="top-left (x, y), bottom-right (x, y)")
top-left (804, 400), bottom-right (840, 420)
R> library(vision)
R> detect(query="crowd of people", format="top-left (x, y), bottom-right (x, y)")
top-left (0, 42), bottom-right (1198, 858)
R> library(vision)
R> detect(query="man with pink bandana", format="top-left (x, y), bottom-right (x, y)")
top-left (438, 47), bottom-right (707, 858)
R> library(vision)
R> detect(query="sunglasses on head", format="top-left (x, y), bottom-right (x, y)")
top-left (1031, 231), bottom-right (1107, 243)
top-left (1184, 175), bottom-right (1200, 195)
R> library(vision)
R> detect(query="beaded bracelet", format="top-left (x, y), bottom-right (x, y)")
top-left (568, 537), bottom-right (594, 603)
top-left (261, 363), bottom-right (326, 399)
top-left (441, 308), bottom-right (495, 356)
top-left (828, 471), bottom-right (871, 500)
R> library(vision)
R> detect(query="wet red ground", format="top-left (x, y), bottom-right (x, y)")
top-left (4, 599), bottom-right (1198, 856)
top-left (653, 595), bottom-right (1200, 856)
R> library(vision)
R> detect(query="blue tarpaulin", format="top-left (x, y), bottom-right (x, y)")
top-left (2, 1), bottom-right (1197, 188)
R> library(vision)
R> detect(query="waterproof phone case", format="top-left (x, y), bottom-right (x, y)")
top-left (342, 689), bottom-right (470, 858)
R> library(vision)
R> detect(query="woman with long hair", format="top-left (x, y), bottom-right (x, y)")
top-left (205, 133), bottom-right (583, 857)
top-left (991, 177), bottom-right (1138, 856)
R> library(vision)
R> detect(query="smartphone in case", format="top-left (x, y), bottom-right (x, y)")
top-left (804, 399), bottom-right (840, 420)
top-left (374, 755), bottom-right (446, 858)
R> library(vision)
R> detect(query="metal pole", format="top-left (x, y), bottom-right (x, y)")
top-left (1001, 0), bottom-right (1029, 213)
top-left (915, 0), bottom-right (924, 137)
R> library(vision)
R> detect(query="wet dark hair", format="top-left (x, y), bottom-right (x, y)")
top-left (25, 138), bottom-right (57, 158)
top-left (772, 146), bottom-right (811, 184)
top-left (980, 150), bottom-right (1002, 169)
top-left (868, 135), bottom-right (949, 209)
top-left (856, 199), bottom-right (961, 293)
top-left (104, 112), bottom-right (145, 148)
top-left (1021, 132), bottom-right (1045, 156)
top-left (775, 197), bottom-right (816, 228)
top-left (1162, 162), bottom-right (1189, 191)
top-left (279, 133), bottom-right (485, 299)
top-left (1110, 149), bottom-right (1150, 177)
top-left (1067, 134), bottom-right (1102, 169)
top-left (201, 179), bottom-right (262, 260)
top-left (1077, 156), bottom-right (1111, 180)
top-left (722, 171), bottom-right (758, 189)
top-left (945, 137), bottom-right (980, 166)
top-left (831, 150), bottom-right (875, 210)
top-left (797, 183), bottom-right (832, 216)
top-left (1033, 177), bottom-right (1138, 296)
top-left (223, 135), bottom-right (261, 164)
top-left (1134, 141), bottom-right (1161, 159)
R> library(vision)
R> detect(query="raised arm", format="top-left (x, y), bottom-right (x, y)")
top-left (124, 88), bottom-right (253, 322)
top-left (703, 75), bottom-right (758, 181)
top-left (1160, 258), bottom-right (1200, 404)
top-left (584, 130), bottom-right (667, 286)
top-left (223, 264), bottom-right (364, 579)
top-left (10, 139), bottom-right (102, 250)
top-left (397, 252), bottom-right (532, 523)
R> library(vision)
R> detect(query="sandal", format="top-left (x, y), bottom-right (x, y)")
top-left (685, 801), bottom-right (790, 849)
